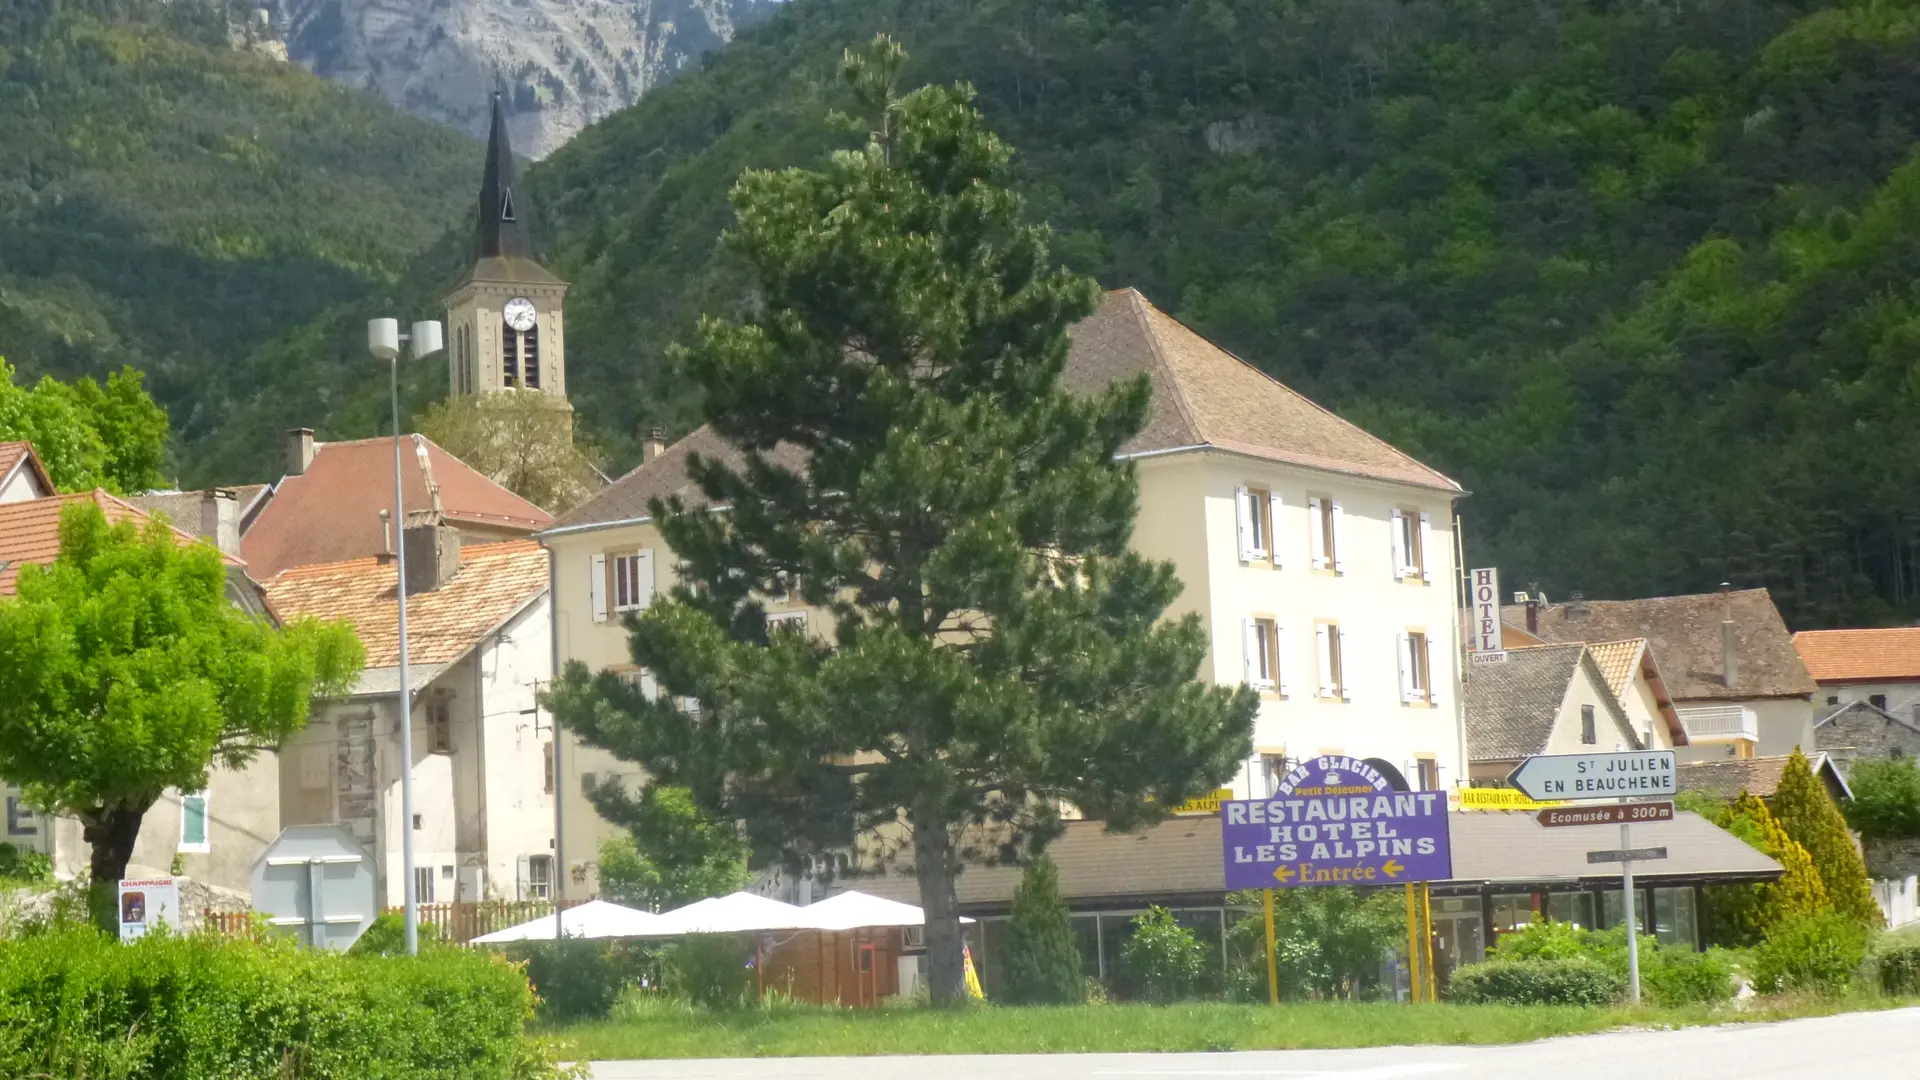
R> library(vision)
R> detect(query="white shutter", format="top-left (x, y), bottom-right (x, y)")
top-left (1397, 631), bottom-right (1412, 703)
top-left (1316, 625), bottom-right (1334, 698)
top-left (1309, 497), bottom-right (1327, 569)
top-left (1390, 509), bottom-right (1408, 580)
top-left (1338, 628), bottom-right (1351, 700)
top-left (1418, 512), bottom-right (1434, 583)
top-left (1242, 618), bottom-right (1260, 686)
top-left (1268, 491), bottom-right (1284, 569)
top-left (1425, 633), bottom-right (1438, 704)
top-left (1276, 624), bottom-right (1293, 698)
top-left (636, 548), bottom-right (656, 609)
top-left (590, 554), bottom-right (608, 622)
top-left (1331, 500), bottom-right (1347, 573)
top-left (1235, 487), bottom-right (1256, 562)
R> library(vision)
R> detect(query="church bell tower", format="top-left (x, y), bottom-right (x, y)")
top-left (443, 94), bottom-right (571, 407)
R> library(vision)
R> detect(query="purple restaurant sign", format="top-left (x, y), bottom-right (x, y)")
top-left (1222, 756), bottom-right (1453, 890)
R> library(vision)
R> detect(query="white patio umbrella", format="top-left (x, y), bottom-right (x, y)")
top-left (470, 899), bottom-right (669, 943)
top-left (800, 890), bottom-right (976, 931)
top-left (639, 891), bottom-right (816, 937)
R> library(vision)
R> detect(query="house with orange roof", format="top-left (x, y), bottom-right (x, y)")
top-left (1793, 626), bottom-right (1920, 721)
top-left (539, 288), bottom-right (1471, 897)
top-left (264, 528), bottom-right (555, 907)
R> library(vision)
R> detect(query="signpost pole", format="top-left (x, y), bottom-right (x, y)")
top-left (1621, 821), bottom-right (1641, 1004)
top-left (1263, 888), bottom-right (1279, 1006)
top-left (1404, 883), bottom-right (1421, 1003)
top-left (1420, 883), bottom-right (1437, 1002)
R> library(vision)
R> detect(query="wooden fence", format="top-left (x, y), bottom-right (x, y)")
top-left (196, 899), bottom-right (590, 945)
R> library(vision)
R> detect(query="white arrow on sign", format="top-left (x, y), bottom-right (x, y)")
top-left (1506, 750), bottom-right (1677, 802)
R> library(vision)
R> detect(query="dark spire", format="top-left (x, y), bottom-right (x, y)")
top-left (477, 92), bottom-right (536, 260)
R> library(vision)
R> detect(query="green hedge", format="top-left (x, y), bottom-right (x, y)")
top-left (1750, 913), bottom-right (1871, 996)
top-left (0, 926), bottom-right (566, 1079)
top-left (1871, 937), bottom-right (1920, 997)
top-left (1447, 956), bottom-right (1625, 1006)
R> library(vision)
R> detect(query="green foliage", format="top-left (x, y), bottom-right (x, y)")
top-left (662, 935), bottom-right (756, 1009)
top-left (346, 911), bottom-right (452, 956)
top-left (1869, 935), bottom-right (1920, 996)
top-left (0, 924), bottom-right (568, 1079)
top-left (0, 361), bottom-right (167, 493)
top-left (415, 393), bottom-right (604, 513)
top-left (1119, 907), bottom-right (1208, 1003)
top-left (0, 842), bottom-right (53, 887)
top-left (1749, 913), bottom-right (1871, 996)
top-left (1224, 888), bottom-right (1402, 1001)
top-left (1702, 791), bottom-right (1833, 947)
top-left (509, 938), bottom-right (631, 1021)
top-left (1771, 750), bottom-right (1882, 926)
top-left (1447, 957), bottom-right (1625, 1007)
top-left (546, 37), bottom-right (1255, 1008)
top-left (1002, 856), bottom-right (1084, 1005)
top-left (593, 784), bottom-right (750, 913)
top-left (0, 502), bottom-right (363, 885)
top-left (1487, 921), bottom-right (1733, 1006)
top-left (1846, 756), bottom-right (1920, 841)
top-left (1642, 947), bottom-right (1737, 1007)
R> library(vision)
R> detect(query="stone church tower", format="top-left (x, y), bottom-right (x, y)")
top-left (443, 94), bottom-right (571, 408)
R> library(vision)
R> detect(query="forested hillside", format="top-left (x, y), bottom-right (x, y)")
top-left (512, 0), bottom-right (1920, 627)
top-left (0, 0), bottom-right (473, 470)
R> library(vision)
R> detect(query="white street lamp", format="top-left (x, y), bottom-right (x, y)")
top-left (368, 317), bottom-right (444, 956)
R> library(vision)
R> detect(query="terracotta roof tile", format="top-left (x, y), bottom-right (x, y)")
top-left (1502, 589), bottom-right (1816, 702)
top-left (1792, 627), bottom-right (1920, 683)
top-left (551, 289), bottom-right (1460, 532)
top-left (1585, 639), bottom-right (1647, 700)
top-left (0, 490), bottom-right (233, 595)
top-left (242, 435), bottom-right (552, 578)
top-left (0, 442), bottom-right (54, 495)
top-left (262, 539), bottom-right (547, 668)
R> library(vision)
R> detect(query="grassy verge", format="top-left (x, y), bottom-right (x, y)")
top-left (550, 992), bottom-right (1916, 1060)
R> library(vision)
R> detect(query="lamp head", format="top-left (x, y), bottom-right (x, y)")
top-left (410, 321), bottom-right (444, 359)
top-left (368, 318), bottom-right (401, 361)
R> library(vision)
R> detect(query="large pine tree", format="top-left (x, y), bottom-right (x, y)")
top-left (546, 37), bottom-right (1257, 1007)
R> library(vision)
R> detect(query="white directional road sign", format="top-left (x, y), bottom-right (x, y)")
top-left (1506, 750), bottom-right (1676, 802)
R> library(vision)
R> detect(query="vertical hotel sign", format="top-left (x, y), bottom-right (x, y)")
top-left (1469, 567), bottom-right (1506, 664)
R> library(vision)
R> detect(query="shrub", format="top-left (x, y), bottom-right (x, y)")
top-left (507, 937), bottom-right (629, 1021)
top-left (1705, 793), bottom-right (1833, 946)
top-left (1448, 956), bottom-right (1624, 1006)
top-left (1120, 906), bottom-right (1208, 1003)
top-left (1223, 888), bottom-right (1402, 1002)
top-left (1770, 751), bottom-right (1882, 927)
top-left (1844, 757), bottom-right (1920, 842)
top-left (1643, 946), bottom-right (1735, 1005)
top-left (1002, 856), bottom-right (1084, 1005)
top-left (1488, 921), bottom-right (1733, 1006)
top-left (1870, 936), bottom-right (1920, 996)
top-left (0, 924), bottom-right (565, 1079)
top-left (1750, 913), bottom-right (1871, 996)
top-left (663, 934), bottom-right (755, 1009)
top-left (0, 841), bottom-right (51, 885)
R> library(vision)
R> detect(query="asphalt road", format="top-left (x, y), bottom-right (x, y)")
top-left (588, 1006), bottom-right (1918, 1080)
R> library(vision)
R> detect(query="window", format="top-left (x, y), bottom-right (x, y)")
top-left (1235, 486), bottom-right (1280, 565)
top-left (767, 610), bottom-right (808, 632)
top-left (1242, 617), bottom-right (1285, 694)
top-left (1390, 509), bottom-right (1432, 582)
top-left (521, 324), bottom-right (541, 389)
top-left (1315, 622), bottom-right (1347, 700)
top-left (413, 866), bottom-right (436, 904)
top-left (1580, 704), bottom-right (1597, 745)
top-left (524, 854), bottom-right (552, 901)
top-left (179, 791), bottom-right (209, 853)
top-left (1546, 892), bottom-right (1596, 930)
top-left (502, 317), bottom-right (520, 387)
top-left (1488, 893), bottom-right (1538, 939)
top-left (427, 698), bottom-right (452, 754)
top-left (441, 864), bottom-right (454, 880)
top-left (612, 550), bottom-right (654, 613)
top-left (1826, 695), bottom-right (1839, 706)
top-left (543, 742), bottom-right (555, 795)
top-left (1652, 887), bottom-right (1698, 948)
top-left (1398, 631), bottom-right (1432, 704)
top-left (1308, 497), bottom-right (1343, 572)
top-left (1871, 693), bottom-right (1888, 710)
top-left (1261, 753), bottom-right (1290, 798)
top-left (1416, 758), bottom-right (1440, 791)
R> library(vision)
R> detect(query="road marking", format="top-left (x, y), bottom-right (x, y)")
top-left (1095, 1066), bottom-right (1463, 1078)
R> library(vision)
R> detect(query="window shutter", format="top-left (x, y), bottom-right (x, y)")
top-left (1316, 625), bottom-right (1335, 698)
top-left (1337, 628), bottom-right (1350, 699)
top-left (1397, 632), bottom-right (1412, 703)
top-left (1424, 634), bottom-right (1438, 704)
top-left (1390, 509), bottom-right (1408, 580)
top-left (1331, 501), bottom-right (1347, 573)
top-left (1277, 624), bottom-right (1293, 698)
top-left (636, 548), bottom-right (656, 609)
top-left (1235, 487), bottom-right (1255, 562)
top-left (590, 554), bottom-right (608, 622)
top-left (1268, 491), bottom-right (1284, 568)
top-left (516, 854), bottom-right (530, 902)
top-left (1418, 512), bottom-right (1434, 583)
top-left (1242, 619), bottom-right (1260, 686)
top-left (1309, 497), bottom-right (1327, 569)
top-left (181, 793), bottom-right (208, 849)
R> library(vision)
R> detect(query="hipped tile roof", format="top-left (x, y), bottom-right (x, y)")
top-left (0, 490), bottom-right (236, 595)
top-left (262, 538), bottom-right (548, 669)
top-left (551, 289), bottom-right (1460, 532)
top-left (1792, 627), bottom-right (1920, 683)
top-left (1502, 589), bottom-right (1816, 701)
top-left (243, 435), bottom-right (551, 578)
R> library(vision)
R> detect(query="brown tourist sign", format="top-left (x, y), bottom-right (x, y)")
top-left (1536, 801), bottom-right (1675, 829)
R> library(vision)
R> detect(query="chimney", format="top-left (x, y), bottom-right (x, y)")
top-left (403, 522), bottom-right (463, 596)
top-left (1721, 582), bottom-right (1739, 688)
top-left (1567, 590), bottom-right (1588, 617)
top-left (287, 428), bottom-right (316, 476)
top-left (643, 427), bottom-right (667, 463)
top-left (379, 510), bottom-right (393, 556)
top-left (1522, 586), bottom-right (1541, 635)
top-left (199, 488), bottom-right (240, 557)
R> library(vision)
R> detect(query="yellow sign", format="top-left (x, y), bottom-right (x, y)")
top-left (1456, 788), bottom-right (1566, 811)
top-left (1172, 788), bottom-right (1235, 816)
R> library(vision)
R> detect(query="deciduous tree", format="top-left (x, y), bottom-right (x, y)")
top-left (546, 37), bottom-right (1256, 1007)
top-left (594, 783), bottom-right (749, 912)
top-left (416, 392), bottom-right (602, 513)
top-left (0, 361), bottom-right (169, 494)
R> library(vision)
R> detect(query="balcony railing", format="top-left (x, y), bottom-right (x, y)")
top-left (1677, 704), bottom-right (1758, 742)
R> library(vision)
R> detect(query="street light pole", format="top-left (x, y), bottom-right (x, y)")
top-left (369, 317), bottom-right (443, 956)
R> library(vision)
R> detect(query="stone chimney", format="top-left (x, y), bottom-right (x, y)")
top-left (1721, 582), bottom-right (1739, 688)
top-left (287, 428), bottom-right (316, 476)
top-left (199, 488), bottom-right (240, 557)
top-left (1521, 586), bottom-right (1542, 635)
top-left (403, 522), bottom-right (463, 596)
top-left (642, 427), bottom-right (667, 463)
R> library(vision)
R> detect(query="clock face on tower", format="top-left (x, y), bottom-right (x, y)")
top-left (503, 297), bottom-right (537, 332)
